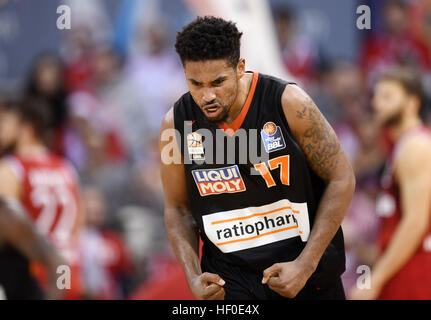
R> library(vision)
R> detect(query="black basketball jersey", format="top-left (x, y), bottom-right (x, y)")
top-left (173, 72), bottom-right (345, 284)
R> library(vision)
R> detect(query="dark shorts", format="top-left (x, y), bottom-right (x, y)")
top-left (202, 255), bottom-right (345, 300)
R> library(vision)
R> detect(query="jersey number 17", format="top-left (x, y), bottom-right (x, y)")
top-left (254, 155), bottom-right (290, 187)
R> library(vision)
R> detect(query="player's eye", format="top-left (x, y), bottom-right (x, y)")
top-left (190, 80), bottom-right (201, 86)
top-left (212, 78), bottom-right (225, 85)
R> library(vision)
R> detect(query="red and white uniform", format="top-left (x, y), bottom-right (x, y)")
top-left (5, 151), bottom-right (83, 299)
top-left (376, 125), bottom-right (431, 299)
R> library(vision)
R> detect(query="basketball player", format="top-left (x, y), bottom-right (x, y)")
top-left (160, 16), bottom-right (355, 299)
top-left (349, 67), bottom-right (431, 300)
top-left (0, 99), bottom-right (84, 299)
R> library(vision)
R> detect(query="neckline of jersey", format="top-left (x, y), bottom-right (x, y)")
top-left (217, 71), bottom-right (259, 136)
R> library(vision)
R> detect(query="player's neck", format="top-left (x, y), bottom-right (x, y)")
top-left (15, 134), bottom-right (47, 157)
top-left (389, 115), bottom-right (422, 142)
top-left (224, 72), bottom-right (253, 124)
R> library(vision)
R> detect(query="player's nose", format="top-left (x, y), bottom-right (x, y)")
top-left (202, 89), bottom-right (216, 104)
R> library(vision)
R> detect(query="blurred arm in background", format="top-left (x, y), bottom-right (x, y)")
top-left (0, 195), bottom-right (65, 300)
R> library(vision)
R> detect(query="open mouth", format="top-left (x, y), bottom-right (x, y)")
top-left (203, 104), bottom-right (223, 118)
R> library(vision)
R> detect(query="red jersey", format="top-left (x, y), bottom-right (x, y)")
top-left (5, 151), bottom-right (83, 298)
top-left (376, 125), bottom-right (431, 299)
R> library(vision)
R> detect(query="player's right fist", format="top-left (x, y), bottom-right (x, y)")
top-left (189, 272), bottom-right (226, 300)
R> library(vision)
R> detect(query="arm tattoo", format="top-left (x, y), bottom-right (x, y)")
top-left (296, 97), bottom-right (340, 181)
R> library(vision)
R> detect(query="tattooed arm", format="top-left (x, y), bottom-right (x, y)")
top-left (262, 85), bottom-right (355, 298)
top-left (160, 108), bottom-right (225, 300)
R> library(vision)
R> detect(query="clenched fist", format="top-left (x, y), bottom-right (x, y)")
top-left (189, 272), bottom-right (226, 300)
top-left (262, 260), bottom-right (312, 298)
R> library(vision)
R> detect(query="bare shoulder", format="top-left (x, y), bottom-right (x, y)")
top-left (281, 84), bottom-right (326, 131)
top-left (160, 107), bottom-right (175, 132)
top-left (159, 106), bottom-right (188, 207)
top-left (0, 159), bottom-right (18, 182)
top-left (159, 107), bottom-right (180, 157)
top-left (280, 84), bottom-right (342, 181)
top-left (281, 83), bottom-right (311, 105)
top-left (0, 159), bottom-right (20, 198)
top-left (397, 133), bottom-right (431, 175)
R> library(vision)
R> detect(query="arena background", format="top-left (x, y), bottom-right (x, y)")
top-left (0, 0), bottom-right (430, 300)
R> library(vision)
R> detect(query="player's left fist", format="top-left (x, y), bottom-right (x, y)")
top-left (261, 261), bottom-right (312, 298)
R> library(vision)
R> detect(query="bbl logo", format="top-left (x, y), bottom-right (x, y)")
top-left (261, 122), bottom-right (286, 153)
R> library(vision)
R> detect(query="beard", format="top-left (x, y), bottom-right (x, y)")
top-left (199, 104), bottom-right (231, 131)
top-left (207, 104), bottom-right (230, 122)
top-left (381, 108), bottom-right (404, 128)
top-left (194, 82), bottom-right (239, 125)
top-left (0, 142), bottom-right (16, 157)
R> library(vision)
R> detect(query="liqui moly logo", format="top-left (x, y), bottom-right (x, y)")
top-left (191, 165), bottom-right (246, 196)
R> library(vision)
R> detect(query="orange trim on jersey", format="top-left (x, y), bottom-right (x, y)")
top-left (218, 72), bottom-right (258, 136)
top-left (216, 225), bottom-right (298, 246)
top-left (211, 206), bottom-right (300, 225)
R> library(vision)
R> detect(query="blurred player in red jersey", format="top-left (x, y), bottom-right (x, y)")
top-left (0, 98), bottom-right (84, 299)
top-left (350, 67), bottom-right (431, 299)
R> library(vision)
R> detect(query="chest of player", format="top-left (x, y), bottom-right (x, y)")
top-left (183, 116), bottom-right (312, 204)
top-left (182, 118), bottom-right (318, 253)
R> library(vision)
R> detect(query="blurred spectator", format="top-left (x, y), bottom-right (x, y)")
top-left (24, 53), bottom-right (69, 155)
top-left (319, 61), bottom-right (369, 156)
top-left (125, 21), bottom-right (186, 147)
top-left (60, 0), bottom-right (112, 91)
top-left (325, 62), bottom-right (367, 122)
top-left (67, 47), bottom-right (126, 171)
top-left (341, 112), bottom-right (383, 296)
top-left (117, 205), bottom-right (163, 284)
top-left (80, 186), bottom-right (135, 299)
top-left (409, 0), bottom-right (431, 49)
top-left (316, 60), bottom-right (384, 295)
top-left (62, 26), bottom-right (95, 93)
top-left (360, 0), bottom-right (431, 84)
top-left (129, 245), bottom-right (195, 300)
top-left (273, 6), bottom-right (318, 86)
top-left (122, 21), bottom-right (186, 208)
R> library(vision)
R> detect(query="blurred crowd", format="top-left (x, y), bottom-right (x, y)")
top-left (1, 0), bottom-right (431, 299)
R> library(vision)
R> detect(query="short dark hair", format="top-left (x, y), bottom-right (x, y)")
top-left (4, 98), bottom-right (52, 140)
top-left (175, 16), bottom-right (243, 67)
top-left (378, 66), bottom-right (426, 109)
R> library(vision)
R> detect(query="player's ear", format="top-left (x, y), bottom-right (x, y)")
top-left (236, 59), bottom-right (245, 78)
top-left (410, 95), bottom-right (421, 115)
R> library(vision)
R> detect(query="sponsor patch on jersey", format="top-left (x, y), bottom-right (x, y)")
top-left (202, 199), bottom-right (310, 253)
top-left (261, 121), bottom-right (286, 153)
top-left (187, 132), bottom-right (205, 161)
top-left (192, 165), bottom-right (246, 196)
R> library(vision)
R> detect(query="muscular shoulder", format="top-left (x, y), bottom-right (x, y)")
top-left (396, 134), bottom-right (431, 177)
top-left (280, 84), bottom-right (343, 181)
top-left (161, 107), bottom-right (175, 132)
top-left (281, 84), bottom-right (317, 128)
top-left (0, 159), bottom-right (20, 198)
